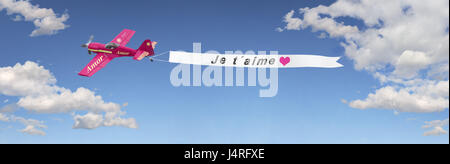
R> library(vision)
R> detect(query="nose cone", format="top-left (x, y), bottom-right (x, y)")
top-left (88, 43), bottom-right (102, 49)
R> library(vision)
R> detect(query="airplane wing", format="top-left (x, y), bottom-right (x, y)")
top-left (110, 29), bottom-right (136, 47)
top-left (78, 53), bottom-right (115, 77)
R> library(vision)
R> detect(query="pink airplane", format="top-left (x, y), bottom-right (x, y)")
top-left (79, 29), bottom-right (157, 77)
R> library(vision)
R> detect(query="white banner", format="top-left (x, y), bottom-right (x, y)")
top-left (168, 51), bottom-right (343, 68)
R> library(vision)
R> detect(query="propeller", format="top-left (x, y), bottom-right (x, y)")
top-left (81, 35), bottom-right (94, 47)
top-left (81, 35), bottom-right (94, 55)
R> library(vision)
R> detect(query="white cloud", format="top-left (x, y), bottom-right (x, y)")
top-left (17, 87), bottom-right (122, 114)
top-left (393, 51), bottom-right (433, 79)
top-left (20, 125), bottom-right (46, 136)
top-left (279, 0), bottom-right (449, 113)
top-left (422, 118), bottom-right (449, 136)
top-left (423, 127), bottom-right (447, 136)
top-left (12, 115), bottom-right (47, 136)
top-left (281, 10), bottom-right (303, 31)
top-left (275, 27), bottom-right (284, 32)
top-left (349, 81), bottom-right (449, 113)
top-left (318, 32), bottom-right (328, 39)
top-left (73, 112), bottom-right (138, 129)
top-left (0, 61), bottom-right (138, 135)
top-left (0, 113), bottom-right (9, 122)
top-left (73, 112), bottom-right (103, 129)
top-left (0, 0), bottom-right (69, 37)
top-left (0, 61), bottom-right (56, 96)
top-left (102, 111), bottom-right (138, 129)
top-left (3, 99), bottom-right (8, 103)
top-left (0, 112), bottom-right (49, 136)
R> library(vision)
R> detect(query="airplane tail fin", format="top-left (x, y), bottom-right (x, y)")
top-left (133, 40), bottom-right (157, 61)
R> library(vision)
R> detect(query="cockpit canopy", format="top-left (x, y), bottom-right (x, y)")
top-left (105, 42), bottom-right (120, 50)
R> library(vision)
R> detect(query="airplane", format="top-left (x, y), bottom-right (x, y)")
top-left (78, 29), bottom-right (157, 77)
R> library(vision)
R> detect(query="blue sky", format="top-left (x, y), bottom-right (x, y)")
top-left (0, 0), bottom-right (448, 144)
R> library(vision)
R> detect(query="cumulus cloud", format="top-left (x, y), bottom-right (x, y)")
top-left (279, 0), bottom-right (449, 113)
top-left (73, 112), bottom-right (103, 129)
top-left (17, 87), bottom-right (122, 114)
top-left (349, 81), bottom-right (449, 113)
top-left (422, 119), bottom-right (449, 136)
top-left (0, 0), bottom-right (69, 37)
top-left (393, 51), bottom-right (434, 79)
top-left (0, 61), bottom-right (138, 135)
top-left (279, 10), bottom-right (303, 31)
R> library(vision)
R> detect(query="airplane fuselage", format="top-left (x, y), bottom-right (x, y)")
top-left (87, 42), bottom-right (137, 57)
top-left (79, 29), bottom-right (156, 77)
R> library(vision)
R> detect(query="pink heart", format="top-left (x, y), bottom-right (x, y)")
top-left (279, 57), bottom-right (290, 66)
